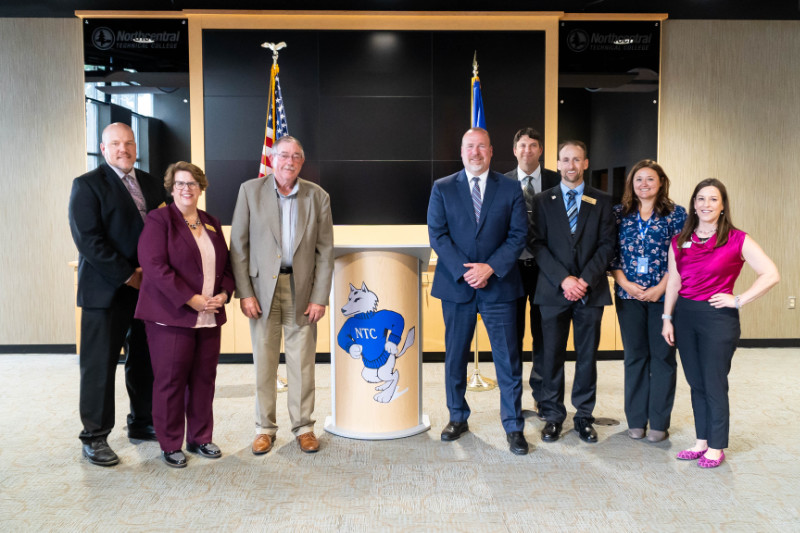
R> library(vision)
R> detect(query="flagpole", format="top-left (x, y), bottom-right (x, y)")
top-left (466, 51), bottom-right (496, 392)
top-left (471, 51), bottom-right (478, 127)
top-left (259, 41), bottom-right (290, 393)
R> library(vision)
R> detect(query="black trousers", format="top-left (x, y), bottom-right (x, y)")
top-left (615, 297), bottom-right (677, 431)
top-left (675, 296), bottom-right (740, 449)
top-left (515, 259), bottom-right (545, 403)
top-left (539, 302), bottom-right (604, 424)
top-left (78, 285), bottom-right (154, 443)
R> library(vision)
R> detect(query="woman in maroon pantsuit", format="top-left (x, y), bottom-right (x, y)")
top-left (135, 161), bottom-right (235, 468)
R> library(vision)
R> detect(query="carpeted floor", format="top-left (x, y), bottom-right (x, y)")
top-left (1, 349), bottom-right (799, 532)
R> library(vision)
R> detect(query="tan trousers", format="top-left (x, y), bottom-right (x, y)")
top-left (251, 273), bottom-right (317, 437)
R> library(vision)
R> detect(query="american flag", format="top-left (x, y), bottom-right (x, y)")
top-left (258, 65), bottom-right (289, 178)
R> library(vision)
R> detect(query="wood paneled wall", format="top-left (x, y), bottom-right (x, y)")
top-left (659, 20), bottom-right (799, 338)
top-left (0, 19), bottom-right (85, 344)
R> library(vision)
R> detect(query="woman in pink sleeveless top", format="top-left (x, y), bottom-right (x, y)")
top-left (661, 179), bottom-right (779, 468)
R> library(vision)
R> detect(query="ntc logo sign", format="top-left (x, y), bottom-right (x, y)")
top-left (566, 29), bottom-right (590, 53)
top-left (91, 27), bottom-right (115, 50)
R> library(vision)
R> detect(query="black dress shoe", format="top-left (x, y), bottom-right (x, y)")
top-left (186, 442), bottom-right (222, 459)
top-left (574, 418), bottom-right (598, 443)
top-left (82, 439), bottom-right (119, 467)
top-left (162, 450), bottom-right (187, 468)
top-left (541, 422), bottom-right (562, 442)
top-left (128, 426), bottom-right (158, 442)
top-left (506, 431), bottom-right (529, 455)
top-left (441, 421), bottom-right (469, 441)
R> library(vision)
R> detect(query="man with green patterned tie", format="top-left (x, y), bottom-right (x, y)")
top-left (504, 128), bottom-right (560, 419)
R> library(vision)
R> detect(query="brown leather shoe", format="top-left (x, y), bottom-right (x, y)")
top-left (252, 434), bottom-right (274, 455)
top-left (296, 432), bottom-right (319, 453)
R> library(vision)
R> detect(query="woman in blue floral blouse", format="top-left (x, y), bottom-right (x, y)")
top-left (610, 160), bottom-right (686, 443)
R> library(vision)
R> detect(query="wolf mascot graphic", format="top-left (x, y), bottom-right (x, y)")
top-left (337, 282), bottom-right (415, 403)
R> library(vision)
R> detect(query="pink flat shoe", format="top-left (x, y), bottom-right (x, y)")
top-left (698, 451), bottom-right (725, 468)
top-left (676, 448), bottom-right (708, 460)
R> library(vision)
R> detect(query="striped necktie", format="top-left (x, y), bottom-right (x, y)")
top-left (523, 175), bottom-right (536, 199)
top-left (471, 177), bottom-right (482, 223)
top-left (566, 190), bottom-right (578, 234)
top-left (123, 173), bottom-right (147, 221)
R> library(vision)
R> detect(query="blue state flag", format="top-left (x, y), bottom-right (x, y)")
top-left (471, 75), bottom-right (486, 129)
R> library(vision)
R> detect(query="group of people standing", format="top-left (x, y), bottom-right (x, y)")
top-left (69, 123), bottom-right (332, 468)
top-left (68, 121), bottom-right (778, 471)
top-left (429, 127), bottom-right (779, 468)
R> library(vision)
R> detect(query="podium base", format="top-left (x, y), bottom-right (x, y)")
top-left (324, 414), bottom-right (431, 440)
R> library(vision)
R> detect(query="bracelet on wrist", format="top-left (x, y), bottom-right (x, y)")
top-left (735, 295), bottom-right (741, 309)
top-left (661, 314), bottom-right (672, 320)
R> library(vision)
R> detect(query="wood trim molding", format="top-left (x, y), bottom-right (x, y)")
top-left (561, 13), bottom-right (668, 21)
top-left (75, 11), bottom-right (187, 19)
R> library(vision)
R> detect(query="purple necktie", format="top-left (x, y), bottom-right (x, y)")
top-left (123, 173), bottom-right (147, 221)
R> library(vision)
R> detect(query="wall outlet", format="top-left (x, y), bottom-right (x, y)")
top-left (789, 297), bottom-right (796, 309)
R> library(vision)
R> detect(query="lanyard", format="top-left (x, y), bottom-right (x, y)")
top-left (636, 212), bottom-right (654, 242)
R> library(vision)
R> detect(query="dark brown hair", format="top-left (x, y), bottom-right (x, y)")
top-left (163, 161), bottom-right (208, 192)
top-left (513, 128), bottom-right (543, 148)
top-left (557, 140), bottom-right (587, 159)
top-left (620, 159), bottom-right (675, 217)
top-left (676, 178), bottom-right (738, 248)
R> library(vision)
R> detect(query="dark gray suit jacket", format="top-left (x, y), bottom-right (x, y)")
top-left (505, 166), bottom-right (561, 256)
top-left (530, 183), bottom-right (615, 307)
top-left (69, 163), bottom-right (167, 308)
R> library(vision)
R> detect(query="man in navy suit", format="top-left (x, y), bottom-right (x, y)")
top-left (427, 127), bottom-right (529, 455)
top-left (68, 123), bottom-right (167, 466)
top-left (530, 140), bottom-right (615, 444)
top-left (504, 128), bottom-right (561, 418)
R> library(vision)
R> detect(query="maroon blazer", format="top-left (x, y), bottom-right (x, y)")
top-left (135, 203), bottom-right (235, 328)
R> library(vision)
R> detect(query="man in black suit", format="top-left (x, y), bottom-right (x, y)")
top-left (530, 140), bottom-right (615, 444)
top-left (68, 122), bottom-right (166, 466)
top-left (504, 128), bottom-right (560, 418)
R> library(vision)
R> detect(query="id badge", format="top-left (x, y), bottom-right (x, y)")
top-left (636, 256), bottom-right (649, 274)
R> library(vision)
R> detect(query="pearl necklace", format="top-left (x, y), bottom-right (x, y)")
top-left (695, 226), bottom-right (717, 238)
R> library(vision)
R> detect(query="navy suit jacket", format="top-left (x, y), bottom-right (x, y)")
top-left (134, 203), bottom-right (235, 328)
top-left (68, 163), bottom-right (167, 308)
top-left (530, 183), bottom-right (615, 307)
top-left (428, 169), bottom-right (527, 304)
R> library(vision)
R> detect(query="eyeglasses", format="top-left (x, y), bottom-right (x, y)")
top-left (174, 181), bottom-right (200, 190)
top-left (275, 152), bottom-right (304, 162)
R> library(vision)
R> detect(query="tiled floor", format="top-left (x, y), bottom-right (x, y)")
top-left (1, 349), bottom-right (798, 531)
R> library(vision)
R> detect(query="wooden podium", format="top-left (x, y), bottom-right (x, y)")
top-left (324, 245), bottom-right (431, 440)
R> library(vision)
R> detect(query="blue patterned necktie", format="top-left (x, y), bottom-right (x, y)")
top-left (471, 177), bottom-right (482, 223)
top-left (566, 190), bottom-right (578, 234)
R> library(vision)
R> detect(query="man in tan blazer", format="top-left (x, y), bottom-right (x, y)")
top-left (230, 135), bottom-right (334, 454)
